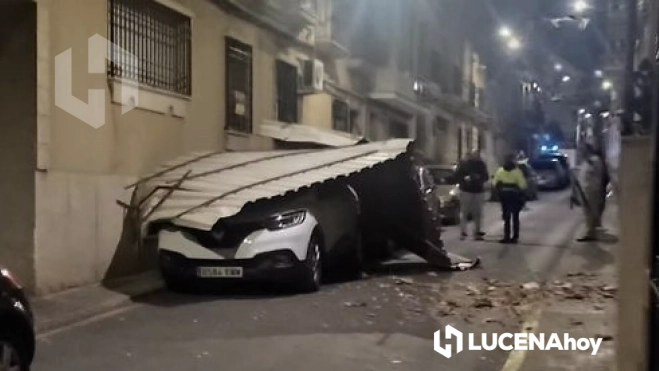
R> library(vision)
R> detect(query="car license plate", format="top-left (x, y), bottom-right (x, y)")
top-left (197, 267), bottom-right (243, 278)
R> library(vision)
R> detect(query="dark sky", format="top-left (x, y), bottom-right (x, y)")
top-left (483, 0), bottom-right (606, 72)
top-left (535, 0), bottom-right (606, 71)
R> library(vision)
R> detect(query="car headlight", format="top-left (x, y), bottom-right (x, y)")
top-left (264, 210), bottom-right (307, 231)
top-left (449, 189), bottom-right (458, 197)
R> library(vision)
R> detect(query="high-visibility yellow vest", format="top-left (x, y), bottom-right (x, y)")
top-left (493, 167), bottom-right (528, 190)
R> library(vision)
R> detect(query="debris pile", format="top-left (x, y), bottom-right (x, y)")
top-left (338, 272), bottom-right (615, 329)
top-left (390, 272), bottom-right (617, 327)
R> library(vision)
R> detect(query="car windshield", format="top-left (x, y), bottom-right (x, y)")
top-left (429, 169), bottom-right (456, 185)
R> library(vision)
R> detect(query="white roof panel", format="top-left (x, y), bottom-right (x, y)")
top-left (137, 139), bottom-right (413, 230)
top-left (259, 120), bottom-right (363, 147)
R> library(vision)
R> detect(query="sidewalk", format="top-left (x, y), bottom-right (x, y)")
top-left (517, 198), bottom-right (618, 371)
top-left (32, 271), bottom-right (163, 335)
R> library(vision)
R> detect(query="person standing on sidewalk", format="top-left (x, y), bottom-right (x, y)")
top-left (492, 154), bottom-right (528, 244)
top-left (576, 142), bottom-right (605, 241)
top-left (455, 150), bottom-right (489, 240)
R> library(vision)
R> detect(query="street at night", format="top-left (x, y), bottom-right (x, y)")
top-left (33, 192), bottom-right (617, 370)
top-left (1, 0), bottom-right (657, 369)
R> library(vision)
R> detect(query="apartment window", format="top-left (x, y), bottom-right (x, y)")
top-left (457, 126), bottom-right (463, 159)
top-left (350, 109), bottom-right (361, 136)
top-left (477, 88), bottom-right (486, 109)
top-left (430, 50), bottom-right (443, 84)
top-left (453, 66), bottom-right (463, 95)
top-left (390, 121), bottom-right (409, 138)
top-left (108, 0), bottom-right (192, 96)
top-left (466, 127), bottom-right (474, 152)
top-left (332, 99), bottom-right (349, 132)
top-left (434, 117), bottom-right (448, 136)
top-left (469, 82), bottom-right (477, 106)
top-left (226, 38), bottom-right (253, 133)
top-left (276, 60), bottom-right (298, 123)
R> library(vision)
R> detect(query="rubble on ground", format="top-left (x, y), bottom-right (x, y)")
top-left (381, 272), bottom-right (616, 327)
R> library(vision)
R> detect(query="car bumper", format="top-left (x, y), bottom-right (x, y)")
top-left (439, 202), bottom-right (460, 220)
top-left (159, 249), bottom-right (307, 284)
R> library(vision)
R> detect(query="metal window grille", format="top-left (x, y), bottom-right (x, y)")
top-left (332, 99), bottom-right (349, 132)
top-left (108, 0), bottom-right (191, 96)
top-left (225, 37), bottom-right (253, 133)
top-left (390, 121), bottom-right (409, 139)
top-left (276, 60), bottom-right (298, 123)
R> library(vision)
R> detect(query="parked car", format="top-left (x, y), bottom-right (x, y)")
top-left (490, 161), bottom-right (539, 201)
top-left (426, 165), bottom-right (461, 225)
top-left (0, 267), bottom-right (35, 371)
top-left (536, 152), bottom-right (570, 172)
top-left (156, 181), bottom-right (362, 293)
top-left (530, 158), bottom-right (569, 190)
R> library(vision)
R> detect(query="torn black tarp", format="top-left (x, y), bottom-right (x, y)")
top-left (347, 147), bottom-right (480, 271)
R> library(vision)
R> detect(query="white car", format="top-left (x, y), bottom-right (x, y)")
top-left (156, 181), bottom-right (362, 292)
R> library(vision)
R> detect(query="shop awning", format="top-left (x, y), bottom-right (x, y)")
top-left (258, 120), bottom-right (364, 147)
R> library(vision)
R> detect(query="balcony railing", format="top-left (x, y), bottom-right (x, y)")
top-left (226, 0), bottom-right (317, 39)
top-left (371, 68), bottom-right (416, 101)
top-left (368, 68), bottom-right (427, 114)
top-left (316, 18), bottom-right (350, 57)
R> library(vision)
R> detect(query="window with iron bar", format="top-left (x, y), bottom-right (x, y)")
top-left (225, 37), bottom-right (253, 133)
top-left (276, 60), bottom-right (298, 123)
top-left (390, 120), bottom-right (409, 139)
top-left (108, 0), bottom-right (192, 96)
top-left (332, 99), bottom-right (349, 132)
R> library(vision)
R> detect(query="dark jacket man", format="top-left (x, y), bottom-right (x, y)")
top-left (455, 155), bottom-right (489, 194)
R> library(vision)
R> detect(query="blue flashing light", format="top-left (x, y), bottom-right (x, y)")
top-left (552, 145), bottom-right (559, 151)
top-left (541, 145), bottom-right (548, 151)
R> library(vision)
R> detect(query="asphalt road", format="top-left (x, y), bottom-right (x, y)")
top-left (33, 190), bottom-right (618, 371)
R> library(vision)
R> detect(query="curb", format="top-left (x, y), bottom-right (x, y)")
top-left (33, 271), bottom-right (164, 336)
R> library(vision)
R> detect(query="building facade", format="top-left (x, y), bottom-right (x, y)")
top-left (0, 0), bottom-right (495, 294)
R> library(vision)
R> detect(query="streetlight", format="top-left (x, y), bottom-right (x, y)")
top-left (499, 26), bottom-right (512, 38)
top-left (507, 37), bottom-right (521, 50)
top-left (594, 69), bottom-right (603, 78)
top-left (562, 75), bottom-right (571, 83)
top-left (554, 63), bottom-right (563, 71)
top-left (572, 0), bottom-right (589, 13)
top-left (602, 80), bottom-right (613, 90)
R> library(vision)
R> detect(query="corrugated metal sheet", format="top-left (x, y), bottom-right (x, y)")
top-left (259, 120), bottom-right (364, 147)
top-left (138, 139), bottom-right (413, 231)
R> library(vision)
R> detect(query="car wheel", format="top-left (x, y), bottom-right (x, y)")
top-left (0, 330), bottom-right (29, 371)
top-left (299, 233), bottom-right (322, 293)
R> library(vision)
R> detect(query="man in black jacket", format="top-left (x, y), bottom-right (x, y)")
top-left (455, 150), bottom-right (489, 240)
